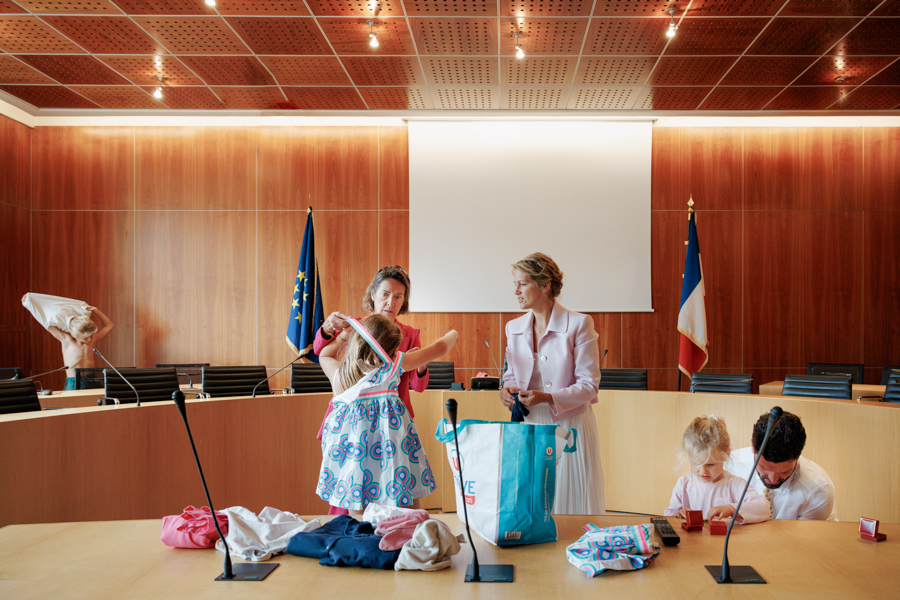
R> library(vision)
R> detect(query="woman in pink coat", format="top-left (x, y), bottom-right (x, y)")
top-left (500, 253), bottom-right (605, 515)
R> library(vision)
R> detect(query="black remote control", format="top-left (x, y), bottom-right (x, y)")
top-left (650, 517), bottom-right (681, 547)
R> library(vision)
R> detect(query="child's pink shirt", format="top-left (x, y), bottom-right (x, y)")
top-left (664, 471), bottom-right (770, 524)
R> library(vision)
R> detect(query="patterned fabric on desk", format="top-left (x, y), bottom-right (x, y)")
top-left (566, 523), bottom-right (659, 577)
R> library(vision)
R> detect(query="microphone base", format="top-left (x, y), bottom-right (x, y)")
top-left (465, 564), bottom-right (514, 583)
top-left (705, 565), bottom-right (766, 584)
top-left (215, 562), bottom-right (279, 582)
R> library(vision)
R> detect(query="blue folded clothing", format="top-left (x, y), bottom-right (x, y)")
top-left (285, 514), bottom-right (400, 570)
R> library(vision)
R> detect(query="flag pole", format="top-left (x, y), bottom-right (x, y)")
top-left (677, 196), bottom-right (695, 392)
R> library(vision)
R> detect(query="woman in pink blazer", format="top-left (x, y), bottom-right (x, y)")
top-left (500, 253), bottom-right (605, 515)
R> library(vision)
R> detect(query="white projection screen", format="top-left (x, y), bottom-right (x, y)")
top-left (408, 120), bottom-right (654, 313)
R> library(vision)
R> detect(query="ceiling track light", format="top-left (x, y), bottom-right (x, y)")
top-left (513, 32), bottom-right (524, 59)
top-left (153, 76), bottom-right (164, 100)
top-left (366, 20), bottom-right (379, 48)
top-left (666, 7), bottom-right (677, 38)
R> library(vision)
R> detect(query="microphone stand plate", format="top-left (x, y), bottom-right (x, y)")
top-left (215, 562), bottom-right (279, 582)
top-left (465, 564), bottom-right (514, 583)
top-left (705, 565), bottom-right (766, 584)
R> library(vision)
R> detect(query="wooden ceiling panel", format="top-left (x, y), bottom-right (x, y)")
top-left (0, 84), bottom-right (99, 107)
top-left (317, 17), bottom-right (416, 54)
top-left (0, 55), bottom-right (56, 83)
top-left (179, 55), bottom-right (276, 84)
top-left (502, 86), bottom-right (567, 108)
top-left (403, 0), bottom-right (497, 16)
top-left (18, 54), bottom-right (130, 84)
top-left (132, 17), bottom-right (251, 54)
top-left (0, 0), bottom-right (27, 12)
top-left (40, 16), bottom-right (169, 54)
top-left (14, 0), bottom-right (122, 13)
top-left (866, 59), bottom-right (900, 85)
top-left (143, 85), bottom-right (226, 108)
top-left (420, 56), bottom-right (497, 84)
top-left (109, 0), bottom-right (215, 15)
top-left (501, 18), bottom-right (588, 54)
top-left (698, 86), bottom-right (782, 110)
top-left (215, 0), bottom-right (312, 15)
top-left (500, 0), bottom-right (592, 17)
top-left (409, 18), bottom-right (497, 54)
top-left (663, 18), bottom-right (769, 55)
top-left (721, 56), bottom-right (817, 85)
top-left (648, 56), bottom-right (737, 86)
top-left (213, 85), bottom-right (293, 108)
top-left (357, 86), bottom-right (433, 109)
top-left (258, 56), bottom-right (351, 85)
top-left (0, 16), bottom-right (87, 53)
top-left (431, 85), bottom-right (499, 108)
top-left (282, 85), bottom-right (367, 108)
top-left (635, 86), bottom-right (712, 109)
top-left (573, 56), bottom-right (656, 85)
top-left (98, 55), bottom-right (205, 85)
top-left (764, 86), bottom-right (849, 110)
top-left (225, 17), bottom-right (332, 54)
top-left (833, 86), bottom-right (900, 110)
top-left (306, 0), bottom-right (404, 16)
top-left (747, 18), bottom-right (859, 55)
top-left (341, 56), bottom-right (424, 85)
top-left (780, 0), bottom-right (883, 16)
top-left (685, 0), bottom-right (783, 16)
top-left (501, 56), bottom-right (577, 85)
top-left (69, 84), bottom-right (165, 108)
top-left (795, 56), bottom-right (896, 85)
top-left (592, 1), bottom-right (680, 16)
top-left (584, 18), bottom-right (669, 55)
top-left (872, 0), bottom-right (900, 15)
top-left (566, 85), bottom-right (639, 109)
top-left (830, 18), bottom-right (900, 55)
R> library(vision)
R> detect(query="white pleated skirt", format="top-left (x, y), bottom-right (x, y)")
top-left (525, 403), bottom-right (605, 516)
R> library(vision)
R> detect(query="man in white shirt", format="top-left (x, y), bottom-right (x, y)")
top-left (728, 411), bottom-right (837, 521)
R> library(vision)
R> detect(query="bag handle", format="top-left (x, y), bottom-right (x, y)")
top-left (563, 427), bottom-right (578, 453)
top-left (433, 418), bottom-right (492, 443)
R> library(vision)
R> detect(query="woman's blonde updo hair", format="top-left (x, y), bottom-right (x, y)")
top-left (335, 314), bottom-right (403, 392)
top-left (677, 415), bottom-right (731, 468)
top-left (512, 253), bottom-right (564, 299)
top-left (69, 316), bottom-right (98, 339)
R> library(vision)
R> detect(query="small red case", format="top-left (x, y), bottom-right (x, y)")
top-left (709, 520), bottom-right (728, 535)
top-left (681, 510), bottom-right (703, 532)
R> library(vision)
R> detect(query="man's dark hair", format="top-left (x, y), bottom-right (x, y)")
top-left (751, 411), bottom-right (806, 463)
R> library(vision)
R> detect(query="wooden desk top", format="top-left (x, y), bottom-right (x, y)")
top-left (1, 515), bottom-right (897, 599)
top-left (37, 384), bottom-right (205, 409)
top-left (759, 381), bottom-right (888, 402)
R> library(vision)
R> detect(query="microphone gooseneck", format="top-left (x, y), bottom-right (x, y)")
top-left (599, 348), bottom-right (608, 369)
top-left (22, 365), bottom-right (69, 381)
top-left (446, 398), bottom-right (480, 581)
top-left (172, 390), bottom-right (233, 580)
top-left (252, 354), bottom-right (304, 397)
top-left (93, 348), bottom-right (140, 407)
top-left (719, 406), bottom-right (783, 582)
top-left (483, 340), bottom-right (503, 379)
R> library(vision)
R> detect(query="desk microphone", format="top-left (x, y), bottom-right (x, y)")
top-left (172, 390), bottom-right (278, 582)
top-left (93, 349), bottom-right (140, 407)
top-left (252, 354), bottom-right (304, 397)
top-left (22, 365), bottom-right (69, 381)
top-left (446, 398), bottom-right (513, 583)
top-left (706, 406), bottom-right (783, 584)
top-left (599, 348), bottom-right (608, 368)
top-left (483, 340), bottom-right (503, 378)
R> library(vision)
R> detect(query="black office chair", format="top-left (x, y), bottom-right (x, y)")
top-left (74, 367), bottom-right (108, 390)
top-left (689, 372), bottom-right (753, 395)
top-left (290, 362), bottom-right (332, 393)
top-left (597, 369), bottom-right (648, 391)
top-left (102, 367), bottom-right (184, 405)
top-left (880, 366), bottom-right (900, 386)
top-left (0, 379), bottom-right (42, 414)
top-left (807, 363), bottom-right (864, 385)
top-left (859, 370), bottom-right (900, 403)
top-left (782, 374), bottom-right (852, 400)
top-left (202, 365), bottom-right (270, 397)
top-left (155, 363), bottom-right (209, 387)
top-left (425, 362), bottom-right (455, 390)
top-left (0, 367), bottom-right (24, 381)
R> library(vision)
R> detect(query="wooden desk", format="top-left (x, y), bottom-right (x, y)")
top-left (1, 515), bottom-right (897, 599)
top-left (759, 381), bottom-right (887, 401)
top-left (37, 384), bottom-right (205, 409)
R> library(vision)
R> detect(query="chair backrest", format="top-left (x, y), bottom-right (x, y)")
top-left (426, 362), bottom-right (455, 390)
top-left (689, 372), bottom-right (753, 395)
top-left (807, 363), bottom-right (864, 385)
top-left (598, 369), bottom-right (648, 391)
top-left (104, 367), bottom-right (181, 404)
top-left (783, 374), bottom-right (852, 400)
top-left (74, 367), bottom-right (108, 390)
top-left (155, 363), bottom-right (210, 387)
top-left (880, 366), bottom-right (900, 386)
top-left (202, 366), bottom-right (269, 397)
top-left (290, 362), bottom-right (332, 393)
top-left (0, 379), bottom-right (42, 414)
top-left (0, 367), bottom-right (24, 381)
top-left (883, 371), bottom-right (900, 403)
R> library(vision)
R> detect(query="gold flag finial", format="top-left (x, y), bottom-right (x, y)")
top-left (307, 206), bottom-right (312, 214)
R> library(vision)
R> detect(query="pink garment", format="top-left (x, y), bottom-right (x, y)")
top-left (374, 509), bottom-right (430, 551)
top-left (664, 472), bottom-right (770, 524)
top-left (503, 302), bottom-right (600, 423)
top-left (160, 505), bottom-right (229, 549)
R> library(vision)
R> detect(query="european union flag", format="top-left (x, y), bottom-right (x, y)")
top-left (286, 208), bottom-right (325, 361)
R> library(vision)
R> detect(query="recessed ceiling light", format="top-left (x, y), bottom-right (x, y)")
top-left (834, 76), bottom-right (850, 82)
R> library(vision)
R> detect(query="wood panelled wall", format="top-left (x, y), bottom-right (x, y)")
top-left (2, 116), bottom-right (899, 391)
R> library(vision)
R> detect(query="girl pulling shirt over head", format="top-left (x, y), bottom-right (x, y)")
top-left (317, 314), bottom-right (459, 518)
top-left (665, 415), bottom-right (770, 524)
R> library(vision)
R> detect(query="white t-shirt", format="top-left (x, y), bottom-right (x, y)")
top-left (728, 447), bottom-right (837, 521)
top-left (22, 292), bottom-right (89, 333)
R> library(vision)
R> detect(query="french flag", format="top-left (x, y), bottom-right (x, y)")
top-left (678, 209), bottom-right (708, 378)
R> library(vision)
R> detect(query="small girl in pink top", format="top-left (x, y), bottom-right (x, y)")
top-left (665, 415), bottom-right (770, 524)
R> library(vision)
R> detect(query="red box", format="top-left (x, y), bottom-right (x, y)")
top-left (681, 510), bottom-right (703, 532)
top-left (709, 520), bottom-right (728, 536)
top-left (860, 517), bottom-right (887, 542)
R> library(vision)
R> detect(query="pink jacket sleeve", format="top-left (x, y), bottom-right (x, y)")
top-left (547, 315), bottom-right (600, 419)
top-left (313, 326), bottom-right (330, 356)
